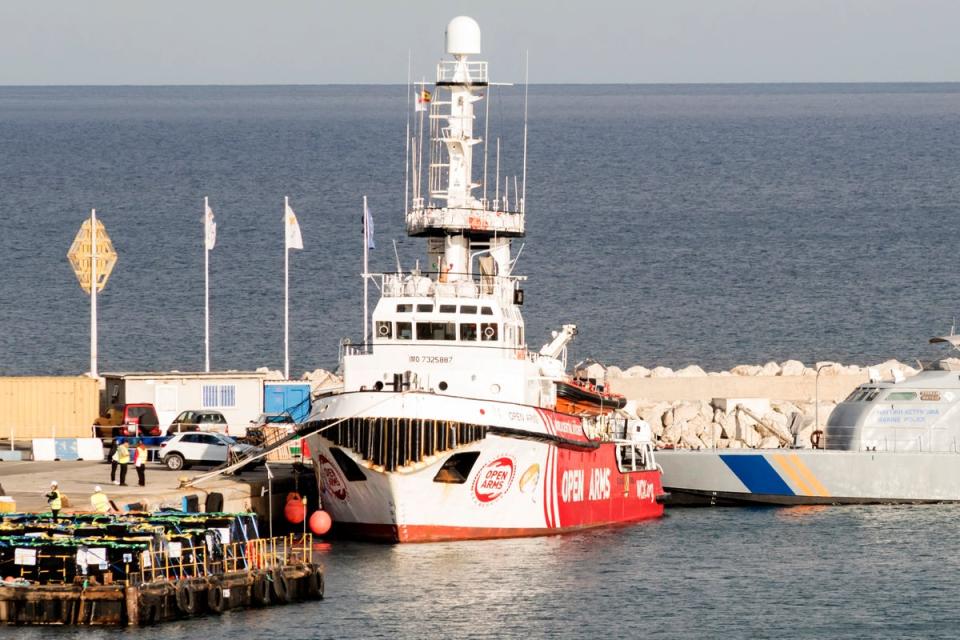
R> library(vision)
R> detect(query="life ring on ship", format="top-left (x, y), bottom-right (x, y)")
top-left (810, 430), bottom-right (824, 449)
top-left (271, 568), bottom-right (291, 602)
top-left (483, 326), bottom-right (495, 338)
top-left (206, 582), bottom-right (225, 615)
top-left (251, 572), bottom-right (271, 606)
top-left (176, 580), bottom-right (198, 615)
top-left (378, 324), bottom-right (390, 336)
top-left (307, 567), bottom-right (324, 600)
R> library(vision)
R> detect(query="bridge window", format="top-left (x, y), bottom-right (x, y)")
top-left (375, 321), bottom-right (392, 339)
top-left (886, 391), bottom-right (917, 402)
top-left (481, 323), bottom-right (499, 341)
top-left (481, 307), bottom-right (494, 316)
top-left (397, 322), bottom-right (413, 340)
top-left (439, 304), bottom-right (457, 313)
top-left (460, 323), bottom-right (478, 341)
top-left (460, 305), bottom-right (477, 314)
top-left (417, 322), bottom-right (456, 341)
top-left (396, 304), bottom-right (412, 312)
top-left (417, 304), bottom-right (434, 312)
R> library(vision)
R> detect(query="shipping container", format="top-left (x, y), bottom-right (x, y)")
top-left (0, 377), bottom-right (99, 440)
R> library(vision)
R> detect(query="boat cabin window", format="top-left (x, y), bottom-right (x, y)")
top-left (845, 386), bottom-right (881, 402)
top-left (416, 322), bottom-right (456, 341)
top-left (460, 323), bottom-right (478, 341)
top-left (376, 321), bottom-right (392, 339)
top-left (417, 304), bottom-right (434, 313)
top-left (481, 322), bottom-right (499, 341)
top-left (460, 305), bottom-right (477, 314)
top-left (396, 322), bottom-right (413, 340)
top-left (396, 304), bottom-right (412, 312)
top-left (885, 391), bottom-right (917, 402)
top-left (439, 304), bottom-right (457, 313)
top-left (481, 306), bottom-right (494, 316)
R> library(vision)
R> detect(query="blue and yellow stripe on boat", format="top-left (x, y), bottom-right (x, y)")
top-left (720, 453), bottom-right (831, 498)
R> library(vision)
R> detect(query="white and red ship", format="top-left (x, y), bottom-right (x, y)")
top-left (303, 16), bottom-right (664, 542)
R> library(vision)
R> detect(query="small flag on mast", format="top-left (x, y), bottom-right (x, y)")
top-left (204, 200), bottom-right (216, 251)
top-left (363, 201), bottom-right (375, 250)
top-left (415, 89), bottom-right (432, 112)
top-left (285, 201), bottom-right (303, 250)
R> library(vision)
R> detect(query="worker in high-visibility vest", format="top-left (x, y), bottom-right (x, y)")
top-left (115, 441), bottom-right (131, 486)
top-left (90, 486), bottom-right (111, 514)
top-left (46, 481), bottom-right (62, 521)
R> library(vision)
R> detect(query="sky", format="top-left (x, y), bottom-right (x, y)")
top-left (1, 0), bottom-right (959, 85)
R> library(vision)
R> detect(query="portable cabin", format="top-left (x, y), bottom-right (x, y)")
top-left (102, 372), bottom-right (275, 436)
top-left (263, 382), bottom-right (312, 423)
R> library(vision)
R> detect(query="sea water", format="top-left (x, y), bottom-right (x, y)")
top-left (3, 84), bottom-right (960, 375)
top-left (13, 506), bottom-right (960, 639)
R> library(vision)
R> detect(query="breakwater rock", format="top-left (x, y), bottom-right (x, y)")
top-left (598, 359), bottom-right (920, 450)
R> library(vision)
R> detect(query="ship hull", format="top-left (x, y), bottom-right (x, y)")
top-left (657, 449), bottom-right (960, 506)
top-left (304, 392), bottom-right (664, 542)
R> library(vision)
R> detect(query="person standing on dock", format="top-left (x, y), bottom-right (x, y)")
top-left (108, 441), bottom-right (119, 484)
top-left (46, 481), bottom-right (62, 521)
top-left (134, 440), bottom-right (148, 487)
top-left (90, 486), bottom-right (111, 513)
top-left (115, 441), bottom-right (130, 486)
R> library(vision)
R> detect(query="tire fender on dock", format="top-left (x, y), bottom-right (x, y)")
top-left (176, 580), bottom-right (198, 615)
top-left (251, 572), bottom-right (270, 606)
top-left (271, 568), bottom-right (290, 603)
top-left (206, 581), bottom-right (226, 615)
top-left (307, 567), bottom-right (324, 600)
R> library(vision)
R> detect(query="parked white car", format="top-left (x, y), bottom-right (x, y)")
top-left (158, 432), bottom-right (260, 471)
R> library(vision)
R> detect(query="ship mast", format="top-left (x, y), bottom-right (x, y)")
top-left (407, 16), bottom-right (525, 289)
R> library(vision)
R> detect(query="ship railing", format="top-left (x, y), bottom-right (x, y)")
top-left (13, 534), bottom-right (313, 586)
top-left (137, 533), bottom-right (312, 585)
top-left (816, 424), bottom-right (960, 453)
top-left (342, 341), bottom-right (535, 359)
top-left (376, 271), bottom-right (525, 306)
top-left (406, 206), bottom-right (524, 235)
top-left (670, 424), bottom-right (960, 453)
top-left (436, 60), bottom-right (488, 85)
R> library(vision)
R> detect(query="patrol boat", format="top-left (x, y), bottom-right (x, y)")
top-left (657, 335), bottom-right (960, 505)
top-left (300, 16), bottom-right (664, 542)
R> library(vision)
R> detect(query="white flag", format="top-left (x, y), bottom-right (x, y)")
top-left (204, 201), bottom-right (217, 251)
top-left (364, 201), bottom-right (375, 250)
top-left (285, 201), bottom-right (303, 251)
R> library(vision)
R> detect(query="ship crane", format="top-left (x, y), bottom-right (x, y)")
top-left (539, 324), bottom-right (578, 359)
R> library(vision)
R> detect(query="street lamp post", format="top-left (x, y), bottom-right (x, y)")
top-left (814, 363), bottom-right (830, 449)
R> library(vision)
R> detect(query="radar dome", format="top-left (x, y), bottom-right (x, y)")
top-left (446, 16), bottom-right (481, 55)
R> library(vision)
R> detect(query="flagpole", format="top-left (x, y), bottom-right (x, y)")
top-left (284, 196), bottom-right (291, 380)
top-left (90, 208), bottom-right (98, 378)
top-left (362, 195), bottom-right (369, 353)
top-left (204, 197), bottom-right (211, 373)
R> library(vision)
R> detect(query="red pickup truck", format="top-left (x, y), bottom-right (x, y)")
top-left (93, 403), bottom-right (162, 440)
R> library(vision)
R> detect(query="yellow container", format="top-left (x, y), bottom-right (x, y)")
top-left (0, 497), bottom-right (16, 513)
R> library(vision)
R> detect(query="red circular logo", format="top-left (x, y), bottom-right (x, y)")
top-left (318, 454), bottom-right (347, 501)
top-left (472, 456), bottom-right (516, 504)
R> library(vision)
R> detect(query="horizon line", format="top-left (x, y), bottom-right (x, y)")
top-left (2, 80), bottom-right (960, 88)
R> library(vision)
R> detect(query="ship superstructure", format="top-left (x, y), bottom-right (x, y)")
top-left (303, 17), bottom-right (664, 542)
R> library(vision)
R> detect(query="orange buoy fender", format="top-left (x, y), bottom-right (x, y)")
top-left (309, 510), bottom-right (332, 535)
top-left (284, 492), bottom-right (306, 524)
